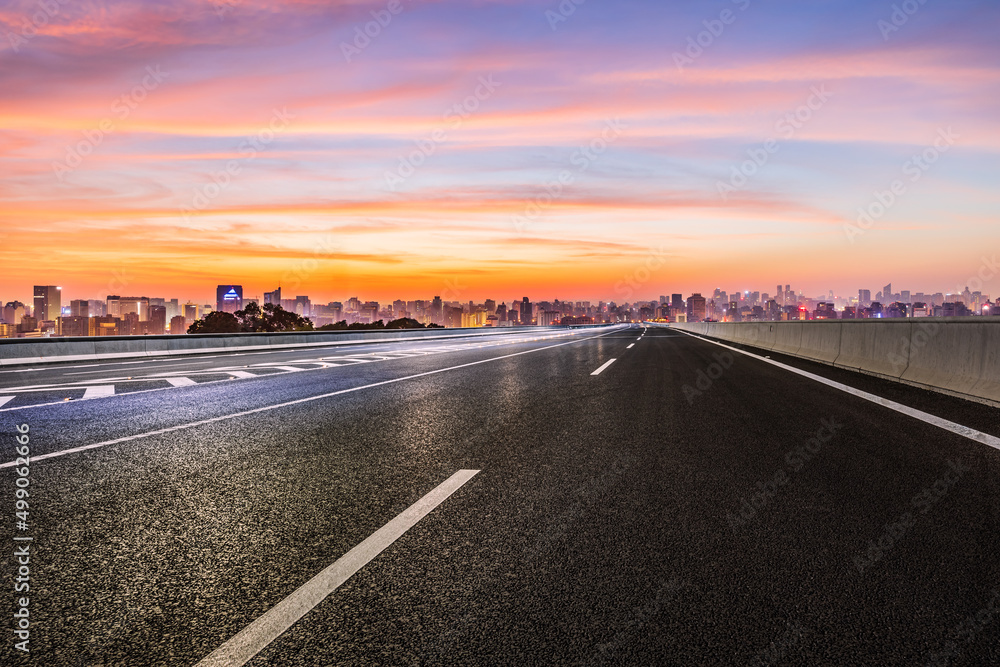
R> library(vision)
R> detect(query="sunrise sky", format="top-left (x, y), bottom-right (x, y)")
top-left (2, 0), bottom-right (998, 304)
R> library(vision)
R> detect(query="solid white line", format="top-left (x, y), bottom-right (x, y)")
top-left (0, 397), bottom-right (13, 408)
top-left (194, 469), bottom-right (480, 667)
top-left (591, 359), bottom-right (617, 376)
top-left (675, 330), bottom-right (1000, 451)
top-left (272, 366), bottom-right (306, 372)
top-left (0, 328), bottom-right (625, 469)
top-left (627, 344), bottom-right (635, 349)
top-left (83, 386), bottom-right (114, 399)
top-left (166, 377), bottom-right (197, 387)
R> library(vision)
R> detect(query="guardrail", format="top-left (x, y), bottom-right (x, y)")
top-left (653, 318), bottom-right (1000, 407)
top-left (0, 325), bottom-right (610, 367)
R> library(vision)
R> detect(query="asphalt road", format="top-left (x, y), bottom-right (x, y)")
top-left (1, 324), bottom-right (999, 666)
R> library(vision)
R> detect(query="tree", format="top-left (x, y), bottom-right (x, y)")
top-left (385, 317), bottom-right (425, 329)
top-left (187, 303), bottom-right (313, 334)
top-left (187, 311), bottom-right (240, 334)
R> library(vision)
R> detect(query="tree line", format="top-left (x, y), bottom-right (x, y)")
top-left (187, 303), bottom-right (438, 333)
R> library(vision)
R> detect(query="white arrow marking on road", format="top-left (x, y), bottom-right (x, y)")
top-left (194, 469), bottom-right (480, 667)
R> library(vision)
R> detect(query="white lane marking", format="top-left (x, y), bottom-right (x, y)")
top-left (166, 377), bottom-right (197, 387)
top-left (676, 330), bottom-right (1000, 452)
top-left (591, 359), bottom-right (617, 376)
top-left (636, 337), bottom-right (641, 340)
top-left (0, 397), bottom-right (13, 408)
top-left (194, 470), bottom-right (480, 667)
top-left (0, 332), bottom-right (607, 413)
top-left (82, 386), bottom-right (114, 399)
top-left (0, 328), bottom-right (626, 468)
top-left (272, 366), bottom-right (306, 372)
top-left (627, 344), bottom-right (635, 349)
top-left (226, 371), bottom-right (257, 379)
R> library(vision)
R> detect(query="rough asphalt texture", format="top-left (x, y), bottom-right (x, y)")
top-left (1, 326), bottom-right (998, 666)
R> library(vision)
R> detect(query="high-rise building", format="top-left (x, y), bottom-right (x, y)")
top-left (671, 294), bottom-right (684, 310)
top-left (264, 288), bottom-right (282, 305)
top-left (70, 300), bottom-right (90, 318)
top-left (169, 315), bottom-right (186, 334)
top-left (294, 296), bottom-right (312, 317)
top-left (58, 316), bottom-right (94, 337)
top-left (149, 306), bottom-right (167, 335)
top-left (3, 302), bottom-right (27, 326)
top-left (858, 289), bottom-right (872, 307)
top-left (184, 303), bottom-right (198, 321)
top-left (216, 285), bottom-right (244, 313)
top-left (34, 285), bottom-right (61, 322)
top-left (520, 297), bottom-right (533, 325)
top-left (687, 293), bottom-right (707, 322)
top-left (117, 296), bottom-right (149, 321)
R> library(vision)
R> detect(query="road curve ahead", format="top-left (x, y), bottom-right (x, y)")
top-left (1, 324), bottom-right (998, 665)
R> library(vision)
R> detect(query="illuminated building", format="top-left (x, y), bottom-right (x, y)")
top-left (34, 285), bottom-right (61, 322)
top-left (216, 285), bottom-right (244, 313)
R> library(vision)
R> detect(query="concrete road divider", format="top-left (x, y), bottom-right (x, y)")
top-left (654, 318), bottom-right (1000, 408)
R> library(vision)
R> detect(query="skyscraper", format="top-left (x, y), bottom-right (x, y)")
top-left (216, 285), bottom-right (244, 313)
top-left (687, 293), bottom-right (707, 322)
top-left (33, 285), bottom-right (61, 321)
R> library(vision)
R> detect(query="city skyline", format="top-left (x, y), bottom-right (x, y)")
top-left (3, 275), bottom-right (996, 311)
top-left (2, 1), bottom-right (998, 301)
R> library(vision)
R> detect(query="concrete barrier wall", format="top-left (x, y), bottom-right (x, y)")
top-left (657, 318), bottom-right (1000, 407)
top-left (796, 322), bottom-right (843, 363)
top-left (0, 325), bottom-right (594, 367)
